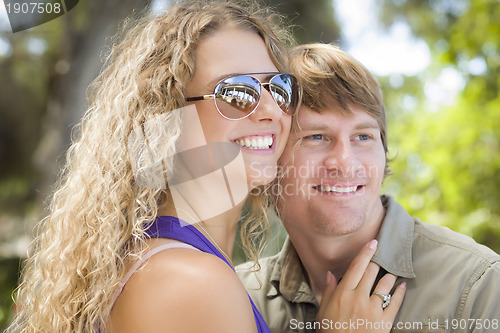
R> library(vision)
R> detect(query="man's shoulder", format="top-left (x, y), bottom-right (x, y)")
top-left (409, 218), bottom-right (500, 291)
top-left (413, 218), bottom-right (500, 262)
top-left (398, 218), bottom-right (500, 323)
top-left (384, 196), bottom-right (499, 263)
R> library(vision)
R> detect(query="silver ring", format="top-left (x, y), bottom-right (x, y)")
top-left (374, 292), bottom-right (391, 309)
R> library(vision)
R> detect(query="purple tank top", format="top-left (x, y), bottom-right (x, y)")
top-left (145, 216), bottom-right (271, 333)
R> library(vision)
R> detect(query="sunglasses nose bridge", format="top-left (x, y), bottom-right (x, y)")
top-left (257, 82), bottom-right (275, 106)
top-left (259, 80), bottom-right (292, 116)
top-left (252, 83), bottom-right (286, 120)
top-left (260, 82), bottom-right (271, 93)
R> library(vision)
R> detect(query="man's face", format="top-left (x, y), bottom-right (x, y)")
top-left (277, 105), bottom-right (386, 237)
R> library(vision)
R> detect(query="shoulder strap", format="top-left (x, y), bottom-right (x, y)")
top-left (112, 242), bottom-right (200, 307)
top-left (146, 216), bottom-right (234, 269)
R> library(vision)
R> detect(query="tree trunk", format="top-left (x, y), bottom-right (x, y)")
top-left (33, 0), bottom-right (152, 213)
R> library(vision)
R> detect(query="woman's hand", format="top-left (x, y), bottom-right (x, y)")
top-left (317, 240), bottom-right (406, 333)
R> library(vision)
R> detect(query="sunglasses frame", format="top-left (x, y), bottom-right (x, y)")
top-left (185, 72), bottom-right (299, 120)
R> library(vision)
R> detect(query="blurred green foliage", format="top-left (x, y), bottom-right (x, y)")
top-left (0, 258), bottom-right (20, 328)
top-left (379, 0), bottom-right (500, 252)
top-left (1, 0), bottom-right (499, 329)
top-left (0, 11), bottom-right (63, 216)
top-left (261, 0), bottom-right (340, 43)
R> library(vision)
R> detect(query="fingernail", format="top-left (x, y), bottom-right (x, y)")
top-left (399, 282), bottom-right (407, 289)
top-left (368, 239), bottom-right (378, 250)
top-left (326, 271), bottom-right (333, 285)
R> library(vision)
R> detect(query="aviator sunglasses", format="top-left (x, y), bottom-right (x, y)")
top-left (185, 72), bottom-right (300, 120)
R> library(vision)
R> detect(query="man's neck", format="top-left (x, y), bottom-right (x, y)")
top-left (288, 207), bottom-right (386, 304)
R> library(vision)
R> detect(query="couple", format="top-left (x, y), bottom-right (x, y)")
top-left (7, 1), bottom-right (499, 333)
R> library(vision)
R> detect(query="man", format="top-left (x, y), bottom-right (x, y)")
top-left (237, 44), bottom-right (500, 333)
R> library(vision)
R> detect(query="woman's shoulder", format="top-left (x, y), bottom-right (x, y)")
top-left (109, 246), bottom-right (257, 333)
top-left (133, 245), bottom-right (239, 287)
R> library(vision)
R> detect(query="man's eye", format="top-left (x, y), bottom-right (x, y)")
top-left (299, 134), bottom-right (329, 146)
top-left (355, 134), bottom-right (371, 141)
top-left (306, 134), bottom-right (324, 140)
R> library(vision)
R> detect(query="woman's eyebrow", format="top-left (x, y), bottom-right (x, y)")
top-left (208, 72), bottom-right (239, 86)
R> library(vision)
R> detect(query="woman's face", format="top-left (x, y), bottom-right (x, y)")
top-left (185, 27), bottom-right (292, 189)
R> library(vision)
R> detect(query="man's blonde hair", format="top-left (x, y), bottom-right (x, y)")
top-left (290, 43), bottom-right (389, 172)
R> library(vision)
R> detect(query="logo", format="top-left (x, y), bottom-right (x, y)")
top-left (128, 105), bottom-right (249, 225)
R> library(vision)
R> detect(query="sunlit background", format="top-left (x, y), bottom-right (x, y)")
top-left (0, 0), bottom-right (499, 328)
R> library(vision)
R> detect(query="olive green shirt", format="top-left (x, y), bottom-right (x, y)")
top-left (237, 196), bottom-right (500, 333)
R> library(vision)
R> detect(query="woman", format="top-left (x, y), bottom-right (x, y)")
top-left (7, 2), bottom-right (403, 332)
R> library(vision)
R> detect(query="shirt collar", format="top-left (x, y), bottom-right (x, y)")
top-left (269, 238), bottom-right (318, 305)
top-left (372, 195), bottom-right (416, 278)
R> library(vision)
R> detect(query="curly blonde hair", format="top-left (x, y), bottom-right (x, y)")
top-left (7, 1), bottom-right (293, 332)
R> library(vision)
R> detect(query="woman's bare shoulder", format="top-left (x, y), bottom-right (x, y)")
top-left (109, 248), bottom-right (257, 333)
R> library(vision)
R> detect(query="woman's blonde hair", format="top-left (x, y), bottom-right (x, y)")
top-left (7, 1), bottom-right (292, 332)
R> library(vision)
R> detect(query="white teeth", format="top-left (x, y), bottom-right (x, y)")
top-left (234, 135), bottom-right (273, 149)
top-left (317, 185), bottom-right (358, 193)
top-left (257, 137), bottom-right (264, 147)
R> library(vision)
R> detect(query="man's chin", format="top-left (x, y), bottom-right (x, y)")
top-left (310, 210), bottom-right (366, 236)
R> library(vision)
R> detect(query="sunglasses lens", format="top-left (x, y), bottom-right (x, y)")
top-left (269, 74), bottom-right (298, 115)
top-left (214, 76), bottom-right (260, 119)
